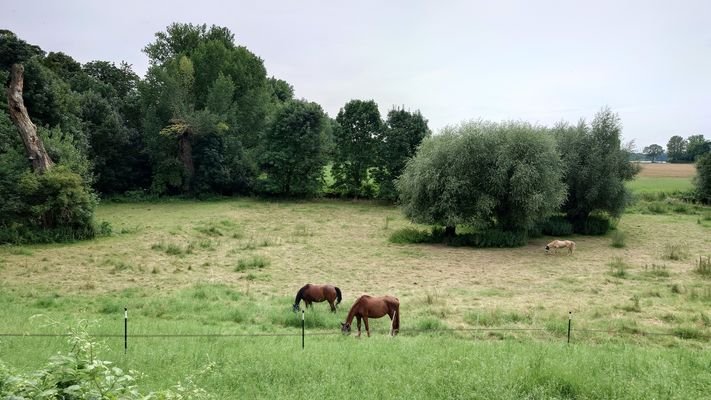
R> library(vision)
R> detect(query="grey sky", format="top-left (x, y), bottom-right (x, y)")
top-left (3, 0), bottom-right (710, 149)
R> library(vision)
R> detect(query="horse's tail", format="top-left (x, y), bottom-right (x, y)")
top-left (571, 241), bottom-right (576, 253)
top-left (294, 284), bottom-right (308, 309)
top-left (335, 287), bottom-right (342, 305)
top-left (393, 302), bottom-right (400, 334)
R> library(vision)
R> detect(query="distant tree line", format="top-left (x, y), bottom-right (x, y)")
top-left (3, 24), bottom-right (709, 245)
top-left (666, 134), bottom-right (710, 163)
top-left (638, 134), bottom-right (710, 163)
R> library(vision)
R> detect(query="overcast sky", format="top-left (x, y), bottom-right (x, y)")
top-left (2, 0), bottom-right (710, 149)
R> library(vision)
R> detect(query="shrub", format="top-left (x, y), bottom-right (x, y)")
top-left (541, 215), bottom-right (573, 236)
top-left (0, 166), bottom-right (101, 244)
top-left (646, 202), bottom-right (668, 214)
top-left (415, 317), bottom-right (446, 331)
top-left (572, 215), bottom-right (611, 235)
top-left (235, 255), bottom-right (270, 271)
top-left (457, 230), bottom-right (528, 248)
top-left (0, 326), bottom-right (211, 399)
top-left (673, 326), bottom-right (705, 340)
top-left (389, 227), bottom-right (527, 248)
top-left (389, 227), bottom-right (433, 244)
top-left (694, 152), bottom-right (711, 204)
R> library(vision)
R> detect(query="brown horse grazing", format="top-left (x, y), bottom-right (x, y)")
top-left (341, 295), bottom-right (400, 337)
top-left (293, 284), bottom-right (342, 312)
top-left (545, 240), bottom-right (576, 255)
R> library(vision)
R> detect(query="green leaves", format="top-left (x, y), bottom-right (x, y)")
top-left (398, 121), bottom-right (565, 233)
top-left (556, 107), bottom-right (638, 222)
top-left (694, 153), bottom-right (711, 204)
top-left (332, 100), bottom-right (382, 197)
top-left (258, 100), bottom-right (328, 196)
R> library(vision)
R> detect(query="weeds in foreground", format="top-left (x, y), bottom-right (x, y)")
top-left (621, 294), bottom-right (642, 312)
top-left (643, 264), bottom-right (670, 278)
top-left (0, 323), bottom-right (212, 399)
top-left (610, 230), bottom-right (626, 248)
top-left (151, 241), bottom-right (193, 256)
top-left (609, 257), bottom-right (628, 278)
top-left (662, 242), bottom-right (689, 261)
top-left (234, 255), bottom-right (270, 272)
top-left (694, 256), bottom-right (711, 277)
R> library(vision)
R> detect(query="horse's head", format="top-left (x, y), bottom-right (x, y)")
top-left (340, 322), bottom-right (351, 334)
top-left (544, 245), bottom-right (550, 252)
top-left (292, 303), bottom-right (300, 313)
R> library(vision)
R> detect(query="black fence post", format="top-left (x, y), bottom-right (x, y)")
top-left (567, 311), bottom-right (572, 344)
top-left (124, 307), bottom-right (128, 354)
top-left (301, 310), bottom-right (305, 350)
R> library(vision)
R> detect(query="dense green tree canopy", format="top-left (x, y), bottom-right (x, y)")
top-left (332, 99), bottom-right (382, 197)
top-left (695, 153), bottom-right (711, 204)
top-left (259, 100), bottom-right (328, 196)
top-left (643, 144), bottom-right (664, 162)
top-left (666, 135), bottom-right (687, 162)
top-left (374, 108), bottom-right (430, 201)
top-left (397, 121), bottom-right (565, 234)
top-left (555, 108), bottom-right (639, 222)
top-left (141, 23), bottom-right (270, 194)
top-left (686, 134), bottom-right (710, 161)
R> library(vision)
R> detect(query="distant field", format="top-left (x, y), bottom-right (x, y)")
top-left (636, 162), bottom-right (696, 178)
top-left (628, 163), bottom-right (695, 194)
top-left (627, 177), bottom-right (694, 194)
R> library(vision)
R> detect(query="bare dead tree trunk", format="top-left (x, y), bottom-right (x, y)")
top-left (7, 63), bottom-right (54, 173)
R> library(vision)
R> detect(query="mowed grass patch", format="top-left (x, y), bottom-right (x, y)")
top-left (1, 196), bottom-right (711, 398)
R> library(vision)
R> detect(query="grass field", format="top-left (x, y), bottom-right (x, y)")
top-left (627, 163), bottom-right (696, 194)
top-left (1, 168), bottom-right (710, 397)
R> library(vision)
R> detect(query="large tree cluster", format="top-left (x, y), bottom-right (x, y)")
top-left (1, 26), bottom-right (430, 243)
top-left (398, 109), bottom-right (639, 238)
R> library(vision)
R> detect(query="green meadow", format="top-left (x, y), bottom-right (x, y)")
top-left (1, 175), bottom-right (710, 398)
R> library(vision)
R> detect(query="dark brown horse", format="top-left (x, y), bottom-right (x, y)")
top-left (293, 284), bottom-right (342, 312)
top-left (341, 295), bottom-right (399, 337)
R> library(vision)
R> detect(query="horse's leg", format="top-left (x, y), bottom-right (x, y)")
top-left (364, 316), bottom-right (370, 337)
top-left (328, 299), bottom-right (336, 312)
top-left (356, 316), bottom-right (362, 337)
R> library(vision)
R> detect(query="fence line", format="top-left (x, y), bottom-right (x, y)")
top-left (2, 309), bottom-right (706, 345)
top-left (0, 326), bottom-right (694, 338)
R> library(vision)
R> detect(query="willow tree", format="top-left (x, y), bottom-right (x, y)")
top-left (397, 121), bottom-right (565, 236)
top-left (554, 108), bottom-right (638, 225)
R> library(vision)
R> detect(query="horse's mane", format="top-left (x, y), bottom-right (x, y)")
top-left (294, 284), bottom-right (310, 305)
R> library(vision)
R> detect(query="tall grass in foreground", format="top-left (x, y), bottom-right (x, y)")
top-left (696, 256), bottom-right (711, 277)
top-left (1, 335), bottom-right (709, 399)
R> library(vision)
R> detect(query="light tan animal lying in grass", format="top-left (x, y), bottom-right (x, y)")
top-left (545, 240), bottom-right (576, 255)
